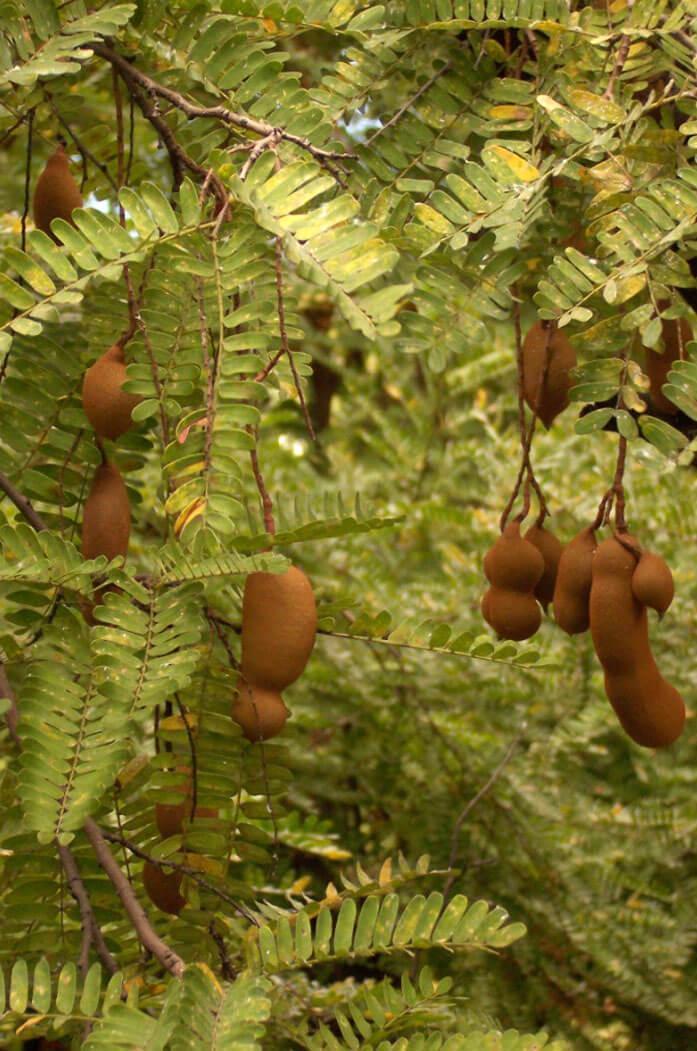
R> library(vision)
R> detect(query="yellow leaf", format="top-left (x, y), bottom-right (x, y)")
top-left (290, 875), bottom-right (312, 894)
top-left (115, 754), bottom-right (150, 789)
top-left (378, 857), bottom-right (392, 886)
top-left (489, 105), bottom-right (532, 121)
top-left (159, 713), bottom-right (200, 733)
top-left (183, 853), bottom-right (224, 878)
top-left (16, 1016), bottom-right (46, 1035)
top-left (174, 497), bottom-right (205, 536)
top-left (262, 17), bottom-right (277, 31)
top-left (488, 145), bottom-right (540, 182)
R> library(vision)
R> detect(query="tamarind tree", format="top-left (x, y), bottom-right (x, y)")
top-left (1, 1), bottom-right (697, 1048)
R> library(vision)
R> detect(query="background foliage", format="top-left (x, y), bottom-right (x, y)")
top-left (1, 0), bottom-right (696, 1048)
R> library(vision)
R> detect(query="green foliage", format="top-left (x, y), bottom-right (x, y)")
top-left (0, 0), bottom-right (696, 1048)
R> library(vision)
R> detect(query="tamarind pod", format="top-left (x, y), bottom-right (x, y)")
top-left (32, 144), bottom-right (83, 242)
top-left (81, 461), bottom-right (130, 561)
top-left (142, 860), bottom-right (185, 915)
top-left (155, 765), bottom-right (217, 837)
top-left (524, 524), bottom-right (562, 610)
top-left (645, 315), bottom-right (692, 416)
top-left (522, 321), bottom-right (577, 428)
top-left (485, 588), bottom-right (541, 641)
top-left (483, 521), bottom-right (545, 592)
top-left (155, 801), bottom-right (218, 838)
top-left (604, 668), bottom-right (685, 749)
top-left (232, 677), bottom-right (289, 742)
top-left (82, 343), bottom-right (141, 440)
top-left (553, 526), bottom-right (597, 635)
top-left (631, 551), bottom-right (674, 615)
top-left (590, 536), bottom-right (685, 748)
top-left (240, 566), bottom-right (317, 690)
top-left (481, 589), bottom-right (492, 625)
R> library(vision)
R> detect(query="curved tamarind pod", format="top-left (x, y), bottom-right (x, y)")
top-left (155, 766), bottom-right (218, 838)
top-left (232, 678), bottom-right (289, 742)
top-left (553, 526), bottom-right (597, 635)
top-left (82, 343), bottom-right (141, 440)
top-left (590, 536), bottom-right (685, 748)
top-left (240, 566), bottom-right (317, 690)
top-left (522, 321), bottom-right (577, 428)
top-left (524, 524), bottom-right (562, 610)
top-left (484, 588), bottom-right (542, 641)
top-left (645, 314), bottom-right (692, 416)
top-left (631, 550), bottom-right (674, 615)
top-left (81, 461), bottom-right (130, 561)
top-left (142, 861), bottom-right (185, 915)
top-left (32, 144), bottom-right (83, 242)
top-left (483, 521), bottom-right (545, 592)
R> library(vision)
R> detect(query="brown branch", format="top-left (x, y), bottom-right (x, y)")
top-left (90, 43), bottom-right (351, 174)
top-left (58, 843), bottom-right (119, 976)
top-left (365, 60), bottom-right (452, 147)
top-left (21, 108), bottom-right (34, 252)
top-left (604, 0), bottom-right (635, 99)
top-left (0, 470), bottom-right (48, 531)
top-left (83, 818), bottom-right (185, 977)
top-left (174, 693), bottom-right (198, 824)
top-left (499, 304), bottom-right (550, 530)
top-left (249, 431), bottom-right (276, 536)
top-left (46, 97), bottom-right (119, 193)
top-left (208, 920), bottom-right (235, 981)
top-left (97, 827), bottom-right (258, 926)
top-left (273, 233), bottom-right (315, 440)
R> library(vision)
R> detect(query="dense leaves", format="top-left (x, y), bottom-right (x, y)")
top-left (0, 0), bottom-right (696, 1048)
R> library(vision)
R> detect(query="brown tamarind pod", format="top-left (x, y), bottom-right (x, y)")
top-left (645, 314), bottom-right (692, 416)
top-left (522, 321), bottom-right (577, 428)
top-left (232, 678), bottom-right (289, 742)
top-left (631, 550), bottom-right (674, 615)
top-left (142, 861), bottom-right (185, 915)
top-left (484, 588), bottom-right (542, 641)
top-left (524, 523), bottom-right (562, 610)
top-left (32, 144), bottom-right (83, 242)
top-left (483, 521), bottom-right (545, 592)
top-left (155, 765), bottom-right (217, 838)
top-left (553, 526), bottom-right (597, 635)
top-left (589, 535), bottom-right (685, 748)
top-left (82, 343), bottom-right (141, 440)
top-left (240, 565), bottom-right (317, 690)
top-left (81, 461), bottom-right (130, 561)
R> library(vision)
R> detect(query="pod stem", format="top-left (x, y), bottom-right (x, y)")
top-left (500, 299), bottom-right (550, 531)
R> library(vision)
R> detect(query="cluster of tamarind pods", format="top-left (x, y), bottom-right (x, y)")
top-left (481, 516), bottom-right (684, 749)
top-left (32, 144), bottom-right (319, 913)
top-left (482, 314), bottom-right (689, 750)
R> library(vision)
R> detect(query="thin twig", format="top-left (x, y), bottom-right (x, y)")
top-left (21, 109), bottom-right (34, 252)
top-left (83, 819), bottom-right (186, 977)
top-left (273, 231), bottom-right (315, 440)
top-left (0, 470), bottom-right (48, 531)
top-left (58, 844), bottom-right (119, 976)
top-left (208, 920), bottom-right (235, 980)
top-left (45, 97), bottom-right (119, 193)
top-left (365, 61), bottom-right (452, 147)
top-left (499, 305), bottom-right (550, 530)
top-left (249, 431), bottom-right (276, 535)
top-left (91, 43), bottom-right (352, 173)
top-left (444, 730), bottom-right (523, 897)
top-left (604, 0), bottom-right (635, 99)
top-left (98, 828), bottom-right (259, 925)
top-left (174, 693), bottom-right (198, 825)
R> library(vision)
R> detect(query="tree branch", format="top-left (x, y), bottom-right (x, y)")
top-left (98, 827), bottom-right (258, 925)
top-left (90, 43), bottom-right (351, 174)
top-left (58, 843), bottom-right (119, 976)
top-left (83, 818), bottom-right (185, 978)
top-left (0, 469), bottom-right (48, 532)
